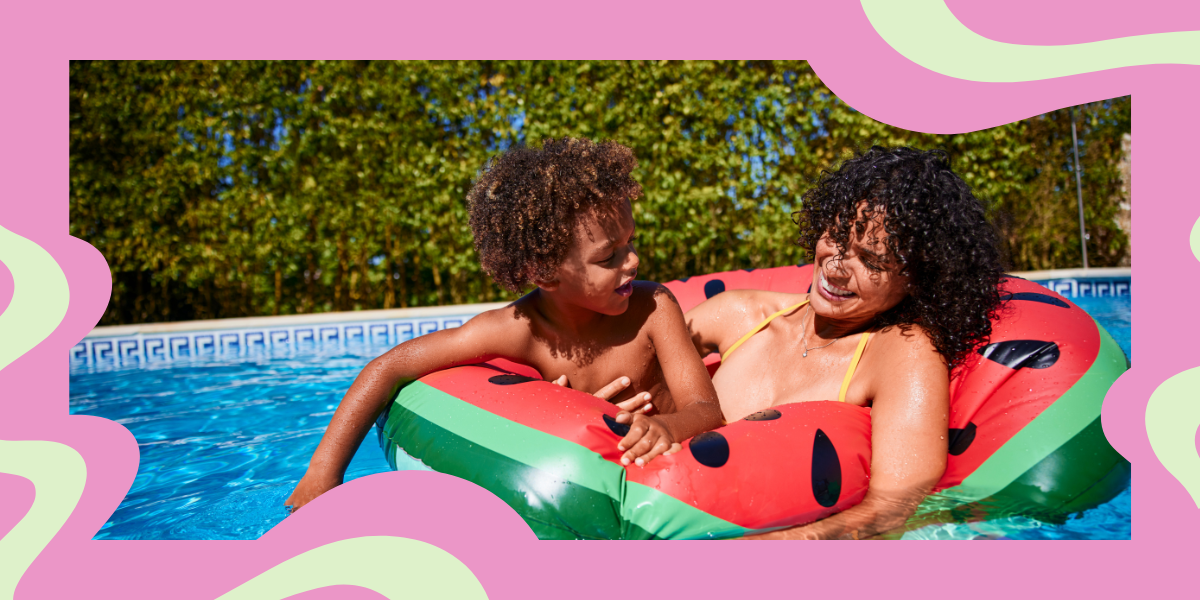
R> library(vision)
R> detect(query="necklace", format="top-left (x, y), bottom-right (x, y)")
top-left (800, 304), bottom-right (844, 358)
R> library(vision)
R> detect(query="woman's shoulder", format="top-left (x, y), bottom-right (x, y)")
top-left (859, 322), bottom-right (949, 412)
top-left (692, 288), bottom-right (809, 317)
top-left (684, 289), bottom-right (809, 348)
top-left (867, 322), bottom-right (945, 367)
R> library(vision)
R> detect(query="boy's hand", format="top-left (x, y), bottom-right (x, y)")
top-left (285, 470), bottom-right (343, 514)
top-left (551, 375), bottom-right (656, 414)
top-left (615, 391), bottom-right (656, 415)
top-left (616, 413), bottom-right (682, 467)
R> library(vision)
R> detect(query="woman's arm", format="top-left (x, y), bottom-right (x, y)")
top-left (285, 309), bottom-right (523, 511)
top-left (615, 285), bottom-right (726, 466)
top-left (744, 332), bottom-right (950, 540)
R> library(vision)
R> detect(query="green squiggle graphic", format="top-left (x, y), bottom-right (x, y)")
top-left (1146, 366), bottom-right (1200, 508)
top-left (1191, 213), bottom-right (1200, 263)
top-left (0, 441), bottom-right (87, 599)
top-left (216, 536), bottom-right (488, 600)
top-left (861, 0), bottom-right (1200, 82)
top-left (1144, 215), bottom-right (1200, 508)
top-left (0, 224), bottom-right (70, 372)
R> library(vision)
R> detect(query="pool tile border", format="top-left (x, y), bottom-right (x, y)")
top-left (71, 314), bottom-right (471, 365)
top-left (1035, 277), bottom-right (1130, 299)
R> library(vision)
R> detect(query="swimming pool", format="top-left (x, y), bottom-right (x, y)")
top-left (68, 278), bottom-right (1131, 540)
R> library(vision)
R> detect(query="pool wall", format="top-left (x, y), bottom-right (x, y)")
top-left (73, 302), bottom-right (506, 363)
top-left (1013, 267), bottom-right (1130, 299)
top-left (73, 268), bottom-right (1130, 365)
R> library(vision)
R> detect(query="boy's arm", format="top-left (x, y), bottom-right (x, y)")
top-left (616, 285), bottom-right (726, 466)
top-left (286, 309), bottom-right (524, 511)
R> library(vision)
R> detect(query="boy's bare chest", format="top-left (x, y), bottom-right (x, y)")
top-left (527, 331), bottom-right (666, 406)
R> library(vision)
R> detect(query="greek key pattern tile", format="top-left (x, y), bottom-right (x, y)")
top-left (71, 314), bottom-right (473, 364)
top-left (1034, 278), bottom-right (1130, 299)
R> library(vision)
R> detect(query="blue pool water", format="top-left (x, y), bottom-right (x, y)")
top-left (69, 289), bottom-right (1132, 540)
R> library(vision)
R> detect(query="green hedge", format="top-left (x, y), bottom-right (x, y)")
top-left (69, 61), bottom-right (1130, 325)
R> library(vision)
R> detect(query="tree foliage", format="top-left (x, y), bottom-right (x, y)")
top-left (70, 61), bottom-right (1130, 325)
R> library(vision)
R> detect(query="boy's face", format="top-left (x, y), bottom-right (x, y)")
top-left (541, 200), bottom-right (640, 316)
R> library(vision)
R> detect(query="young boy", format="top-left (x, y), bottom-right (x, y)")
top-left (286, 138), bottom-right (725, 512)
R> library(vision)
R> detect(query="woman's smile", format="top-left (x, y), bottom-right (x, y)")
top-left (817, 271), bottom-right (855, 302)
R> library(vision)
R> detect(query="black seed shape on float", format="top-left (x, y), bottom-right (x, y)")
top-left (1002, 292), bottom-right (1070, 309)
top-left (744, 409), bottom-right (782, 421)
top-left (947, 422), bottom-right (977, 456)
top-left (690, 432), bottom-right (730, 467)
top-left (603, 414), bottom-right (631, 437)
top-left (488, 374), bottom-right (538, 385)
top-left (743, 268), bottom-right (757, 273)
top-left (978, 340), bottom-right (1060, 370)
top-left (677, 276), bottom-right (691, 283)
top-left (704, 279), bottom-right (726, 299)
top-left (811, 429), bottom-right (842, 508)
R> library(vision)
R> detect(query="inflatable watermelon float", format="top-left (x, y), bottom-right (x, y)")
top-left (375, 265), bottom-right (1129, 539)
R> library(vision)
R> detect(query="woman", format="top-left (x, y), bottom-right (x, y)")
top-left (612, 146), bottom-right (1006, 539)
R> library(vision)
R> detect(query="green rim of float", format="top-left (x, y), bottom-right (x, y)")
top-left (379, 382), bottom-right (747, 540)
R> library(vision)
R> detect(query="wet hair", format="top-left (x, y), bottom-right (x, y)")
top-left (794, 146), bottom-right (1006, 370)
top-left (467, 138), bottom-right (642, 294)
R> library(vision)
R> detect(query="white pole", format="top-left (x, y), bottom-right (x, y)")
top-left (1069, 106), bottom-right (1089, 270)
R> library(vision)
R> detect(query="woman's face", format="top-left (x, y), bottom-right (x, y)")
top-left (809, 208), bottom-right (910, 323)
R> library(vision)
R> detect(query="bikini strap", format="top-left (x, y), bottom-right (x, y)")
top-left (838, 332), bottom-right (872, 403)
top-left (720, 300), bottom-right (809, 361)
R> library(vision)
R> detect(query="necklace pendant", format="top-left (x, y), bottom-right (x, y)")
top-left (802, 350), bottom-right (808, 358)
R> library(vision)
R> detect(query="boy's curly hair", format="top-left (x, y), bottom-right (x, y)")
top-left (794, 146), bottom-right (1006, 370)
top-left (468, 138), bottom-right (642, 293)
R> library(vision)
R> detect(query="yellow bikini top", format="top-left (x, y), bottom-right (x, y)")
top-left (720, 299), bottom-right (871, 403)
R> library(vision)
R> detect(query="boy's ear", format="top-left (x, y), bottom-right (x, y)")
top-left (529, 264), bottom-right (561, 291)
top-left (534, 277), bottom-right (560, 292)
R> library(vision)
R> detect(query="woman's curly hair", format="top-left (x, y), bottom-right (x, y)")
top-left (468, 138), bottom-right (642, 294)
top-left (794, 146), bottom-right (1006, 370)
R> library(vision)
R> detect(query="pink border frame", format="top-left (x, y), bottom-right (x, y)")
top-left (5, 1), bottom-right (1199, 597)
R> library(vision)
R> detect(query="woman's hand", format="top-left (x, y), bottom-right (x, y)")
top-left (740, 528), bottom-right (821, 540)
top-left (737, 487), bottom-right (928, 540)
